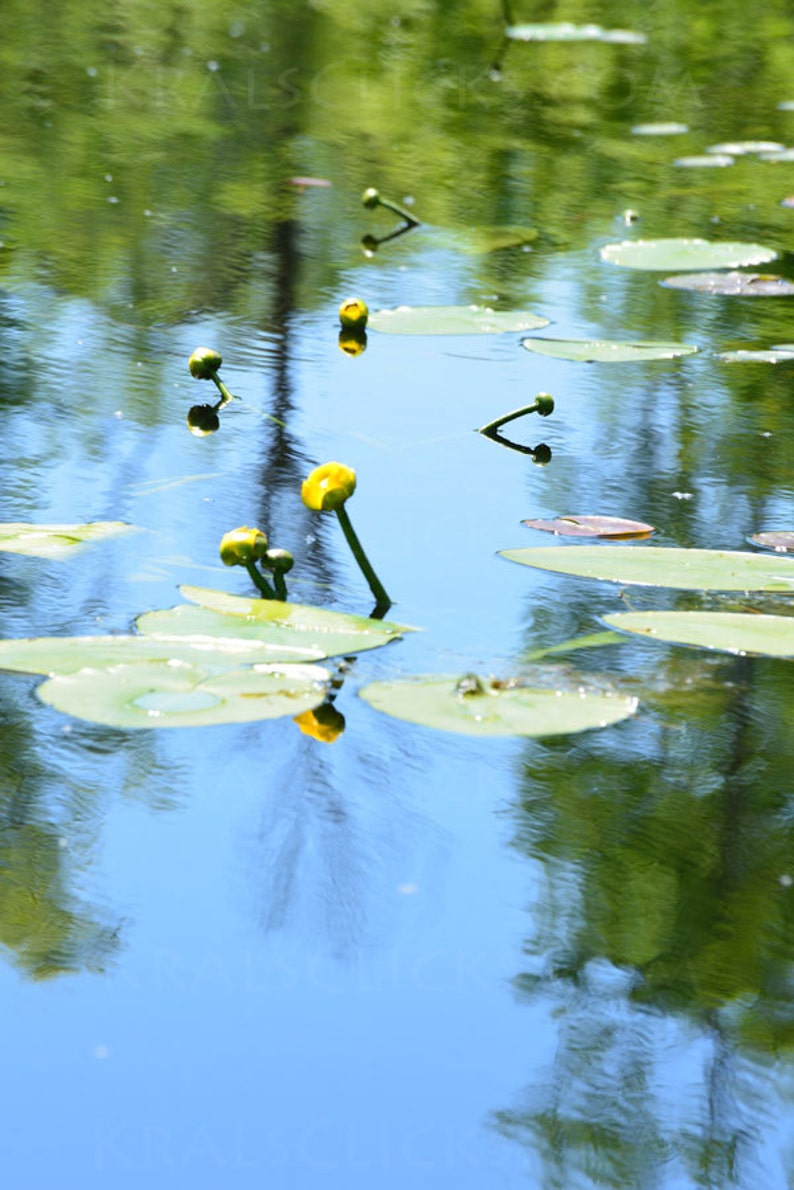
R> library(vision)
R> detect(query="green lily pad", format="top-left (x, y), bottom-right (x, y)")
top-left (359, 674), bottom-right (638, 737)
top-left (631, 122), bottom-right (689, 135)
top-left (674, 154), bottom-right (734, 168)
top-left (749, 531), bottom-right (794, 553)
top-left (521, 337), bottom-right (698, 362)
top-left (36, 660), bottom-right (329, 729)
top-left (368, 305), bottom-right (550, 335)
top-left (455, 226), bottom-right (538, 254)
top-left (660, 272), bottom-right (794, 296)
top-left (498, 546), bottom-right (794, 591)
top-left (600, 238), bottom-right (777, 271)
top-left (506, 22), bottom-right (646, 44)
top-left (0, 521), bottom-right (138, 559)
top-left (706, 141), bottom-right (785, 155)
top-left (603, 611), bottom-right (794, 658)
top-left (139, 586), bottom-right (412, 658)
top-left (0, 632), bottom-right (322, 676)
top-left (716, 346), bottom-right (794, 363)
top-left (522, 515), bottom-right (655, 539)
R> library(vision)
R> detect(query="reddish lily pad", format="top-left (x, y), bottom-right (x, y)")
top-left (660, 272), bottom-right (794, 296)
top-left (749, 531), bottom-right (794, 553)
top-left (523, 515), bottom-right (655, 539)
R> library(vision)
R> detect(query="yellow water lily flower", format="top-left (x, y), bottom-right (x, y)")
top-left (219, 526), bottom-right (268, 566)
top-left (338, 297), bottom-right (369, 330)
top-left (301, 462), bottom-right (357, 511)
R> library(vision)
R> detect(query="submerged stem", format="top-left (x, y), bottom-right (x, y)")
top-left (334, 504), bottom-right (392, 614)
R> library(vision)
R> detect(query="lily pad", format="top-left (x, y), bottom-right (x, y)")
top-left (758, 148), bottom-right (794, 162)
top-left (782, 197), bottom-right (794, 209)
top-left (706, 141), bottom-right (786, 155)
top-left (369, 305), bottom-right (549, 335)
top-left (36, 660), bottom-right (329, 729)
top-left (749, 531), bottom-right (794, 553)
top-left (521, 337), bottom-right (697, 362)
top-left (674, 154), bottom-right (734, 168)
top-left (522, 515), bottom-right (655, 539)
top-left (603, 611), bottom-right (794, 659)
top-left (0, 632), bottom-right (322, 675)
top-left (138, 586), bottom-right (412, 659)
top-left (716, 345), bottom-right (794, 363)
top-left (631, 122), bottom-right (688, 135)
top-left (600, 238), bottom-right (777, 271)
top-left (359, 674), bottom-right (638, 737)
top-left (506, 22), bottom-right (646, 44)
top-left (0, 521), bottom-right (138, 559)
top-left (498, 546), bottom-right (794, 591)
top-left (455, 226), bottom-right (538, 254)
top-left (660, 272), bottom-right (794, 296)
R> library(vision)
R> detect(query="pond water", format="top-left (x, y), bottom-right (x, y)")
top-left (2, 2), bottom-right (794, 1186)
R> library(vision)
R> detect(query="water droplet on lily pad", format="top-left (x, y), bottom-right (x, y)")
top-left (600, 238), bottom-right (777, 271)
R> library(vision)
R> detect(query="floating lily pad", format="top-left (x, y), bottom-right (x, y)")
top-left (498, 546), bottom-right (794, 591)
top-left (716, 345), bottom-right (794, 363)
top-left (706, 141), bottom-right (785, 155)
top-left (0, 521), bottom-right (138, 559)
top-left (0, 632), bottom-right (322, 676)
top-left (779, 101), bottom-right (794, 111)
top-left (369, 305), bottom-right (549, 335)
top-left (521, 337), bottom-right (697, 362)
top-left (506, 22), bottom-right (646, 44)
top-left (749, 531), bottom-right (794, 553)
top-left (523, 515), bottom-right (655, 539)
top-left (359, 674), bottom-right (638, 737)
top-left (631, 122), bottom-right (688, 135)
top-left (602, 611), bottom-right (794, 658)
top-left (455, 226), bottom-right (538, 254)
top-left (759, 148), bottom-right (794, 162)
top-left (600, 238), bottom-right (777, 271)
top-left (660, 271), bottom-right (794, 296)
top-left (36, 659), bottom-right (329, 729)
top-left (139, 586), bottom-right (412, 659)
top-left (674, 154), bottom-right (734, 168)
top-left (782, 197), bottom-right (794, 208)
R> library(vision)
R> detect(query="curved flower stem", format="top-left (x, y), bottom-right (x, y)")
top-left (478, 399), bottom-right (547, 436)
top-left (245, 562), bottom-right (277, 599)
top-left (272, 570), bottom-right (288, 601)
top-left (334, 505), bottom-right (392, 614)
top-left (209, 372), bottom-right (235, 407)
top-left (374, 195), bottom-right (420, 227)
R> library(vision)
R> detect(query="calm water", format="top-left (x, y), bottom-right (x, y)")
top-left (2, 2), bottom-right (794, 1186)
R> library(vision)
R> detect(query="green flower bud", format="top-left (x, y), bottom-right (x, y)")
top-left (338, 328), bottom-right (367, 357)
top-left (362, 187), bottom-right (380, 210)
top-left (532, 443), bottom-right (552, 466)
top-left (189, 347), bottom-right (222, 379)
top-left (339, 297), bottom-right (369, 330)
top-left (301, 462), bottom-right (357, 511)
top-left (187, 404), bottom-right (220, 436)
top-left (219, 526), bottom-right (268, 567)
top-left (260, 548), bottom-right (294, 575)
top-left (535, 393), bottom-right (555, 416)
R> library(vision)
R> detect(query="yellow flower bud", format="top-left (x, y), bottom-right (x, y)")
top-left (188, 347), bottom-right (223, 379)
top-left (338, 297), bottom-right (369, 330)
top-left (219, 526), bottom-right (268, 566)
top-left (301, 462), bottom-right (357, 511)
top-left (293, 702), bottom-right (346, 744)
